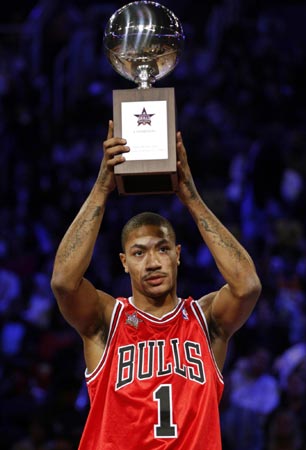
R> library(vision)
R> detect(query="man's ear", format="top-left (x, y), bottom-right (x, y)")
top-left (176, 244), bottom-right (181, 265)
top-left (119, 253), bottom-right (128, 273)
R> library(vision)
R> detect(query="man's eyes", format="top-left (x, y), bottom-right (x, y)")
top-left (132, 247), bottom-right (170, 256)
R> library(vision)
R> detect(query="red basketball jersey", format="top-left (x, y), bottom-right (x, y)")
top-left (78, 297), bottom-right (224, 449)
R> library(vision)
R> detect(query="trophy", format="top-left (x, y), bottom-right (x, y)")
top-left (103, 1), bottom-right (185, 195)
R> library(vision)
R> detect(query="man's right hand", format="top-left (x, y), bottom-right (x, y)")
top-left (97, 120), bottom-right (130, 193)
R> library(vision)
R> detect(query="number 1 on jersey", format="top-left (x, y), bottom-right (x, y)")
top-left (153, 384), bottom-right (178, 438)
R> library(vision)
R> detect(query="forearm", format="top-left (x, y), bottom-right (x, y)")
top-left (185, 192), bottom-right (259, 298)
top-left (52, 182), bottom-right (110, 292)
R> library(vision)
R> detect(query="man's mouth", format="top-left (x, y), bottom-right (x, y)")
top-left (144, 273), bottom-right (166, 284)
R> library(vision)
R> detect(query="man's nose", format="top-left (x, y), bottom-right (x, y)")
top-left (146, 251), bottom-right (161, 269)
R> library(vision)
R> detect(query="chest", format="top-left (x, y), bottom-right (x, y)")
top-left (112, 305), bottom-right (212, 390)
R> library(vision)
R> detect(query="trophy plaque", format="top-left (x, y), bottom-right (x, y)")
top-left (103, 1), bottom-right (185, 195)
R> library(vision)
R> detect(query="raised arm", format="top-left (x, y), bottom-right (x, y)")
top-left (176, 132), bottom-right (261, 347)
top-left (51, 121), bottom-right (130, 338)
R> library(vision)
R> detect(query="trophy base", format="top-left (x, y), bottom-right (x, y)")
top-left (113, 87), bottom-right (177, 195)
top-left (115, 172), bottom-right (178, 195)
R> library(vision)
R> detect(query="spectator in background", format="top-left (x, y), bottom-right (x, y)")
top-left (221, 346), bottom-right (280, 450)
top-left (265, 407), bottom-right (304, 450)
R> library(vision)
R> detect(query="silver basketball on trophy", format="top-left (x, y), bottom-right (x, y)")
top-left (103, 1), bottom-right (185, 89)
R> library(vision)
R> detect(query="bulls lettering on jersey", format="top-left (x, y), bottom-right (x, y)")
top-left (116, 338), bottom-right (205, 389)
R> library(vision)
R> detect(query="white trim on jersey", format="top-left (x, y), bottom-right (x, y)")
top-left (85, 299), bottom-right (125, 384)
top-left (191, 301), bottom-right (224, 384)
top-left (128, 296), bottom-right (183, 323)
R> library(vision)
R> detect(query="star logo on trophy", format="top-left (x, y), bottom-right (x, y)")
top-left (134, 107), bottom-right (155, 126)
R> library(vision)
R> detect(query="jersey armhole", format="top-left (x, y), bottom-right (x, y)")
top-left (85, 299), bottom-right (124, 383)
top-left (191, 300), bottom-right (224, 383)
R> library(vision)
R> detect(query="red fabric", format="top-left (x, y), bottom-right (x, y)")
top-left (79, 297), bottom-right (224, 450)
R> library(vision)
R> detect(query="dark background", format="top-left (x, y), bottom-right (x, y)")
top-left (1, 1), bottom-right (306, 449)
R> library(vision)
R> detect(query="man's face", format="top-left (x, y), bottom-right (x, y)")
top-left (120, 224), bottom-right (181, 299)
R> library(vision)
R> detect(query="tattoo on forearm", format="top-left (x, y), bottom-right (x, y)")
top-left (58, 205), bottom-right (102, 262)
top-left (199, 216), bottom-right (245, 261)
top-left (92, 206), bottom-right (102, 219)
top-left (97, 171), bottom-right (107, 185)
top-left (184, 180), bottom-right (197, 199)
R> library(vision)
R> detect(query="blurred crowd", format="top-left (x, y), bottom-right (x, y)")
top-left (1, 1), bottom-right (306, 449)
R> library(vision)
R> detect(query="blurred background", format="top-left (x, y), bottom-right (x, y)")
top-left (1, 0), bottom-right (306, 449)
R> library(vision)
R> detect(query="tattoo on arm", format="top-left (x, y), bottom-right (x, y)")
top-left (185, 180), bottom-right (197, 199)
top-left (58, 205), bottom-right (102, 263)
top-left (199, 216), bottom-right (245, 261)
top-left (92, 206), bottom-right (102, 219)
top-left (97, 171), bottom-right (107, 185)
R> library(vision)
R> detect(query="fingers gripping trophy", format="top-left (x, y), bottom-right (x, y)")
top-left (103, 1), bottom-right (185, 195)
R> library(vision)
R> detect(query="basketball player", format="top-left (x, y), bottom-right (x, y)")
top-left (51, 121), bottom-right (261, 449)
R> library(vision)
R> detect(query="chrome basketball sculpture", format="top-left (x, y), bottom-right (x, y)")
top-left (103, 1), bottom-right (185, 89)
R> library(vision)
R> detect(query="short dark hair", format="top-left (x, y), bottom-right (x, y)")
top-left (121, 212), bottom-right (176, 251)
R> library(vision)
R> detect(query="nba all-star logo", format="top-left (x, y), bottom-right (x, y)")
top-left (126, 311), bottom-right (143, 329)
top-left (134, 107), bottom-right (155, 126)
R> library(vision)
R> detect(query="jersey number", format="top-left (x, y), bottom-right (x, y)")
top-left (153, 384), bottom-right (178, 438)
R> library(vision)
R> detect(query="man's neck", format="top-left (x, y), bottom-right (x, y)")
top-left (130, 295), bottom-right (179, 318)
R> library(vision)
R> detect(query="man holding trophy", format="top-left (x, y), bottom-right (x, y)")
top-left (51, 2), bottom-right (261, 449)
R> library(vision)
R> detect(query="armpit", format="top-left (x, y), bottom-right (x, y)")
top-left (198, 293), bottom-right (223, 343)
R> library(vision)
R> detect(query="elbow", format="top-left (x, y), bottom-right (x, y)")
top-left (50, 271), bottom-right (80, 298)
top-left (251, 274), bottom-right (262, 301)
top-left (242, 272), bottom-right (262, 302)
top-left (232, 271), bottom-right (262, 303)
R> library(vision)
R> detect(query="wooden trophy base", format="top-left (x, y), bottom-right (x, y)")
top-left (113, 87), bottom-right (177, 195)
